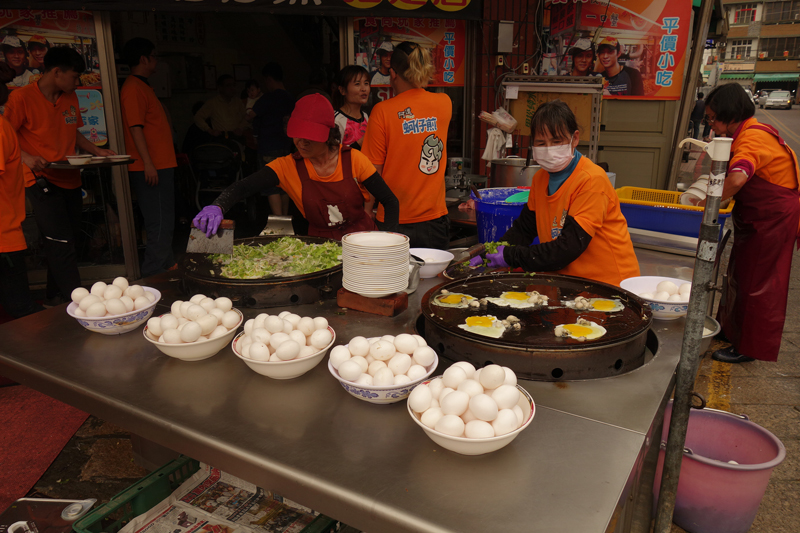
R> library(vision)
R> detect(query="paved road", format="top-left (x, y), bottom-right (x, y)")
top-left (755, 105), bottom-right (800, 154)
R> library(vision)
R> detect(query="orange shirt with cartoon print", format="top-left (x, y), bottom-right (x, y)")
top-left (528, 157), bottom-right (639, 286)
top-left (0, 115), bottom-right (28, 253)
top-left (361, 88), bottom-right (451, 224)
top-left (120, 75), bottom-right (177, 172)
top-left (267, 146), bottom-right (376, 217)
top-left (3, 82), bottom-right (83, 189)
top-left (729, 117), bottom-right (799, 191)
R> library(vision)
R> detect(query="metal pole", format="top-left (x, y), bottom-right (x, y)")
top-left (653, 137), bottom-right (733, 533)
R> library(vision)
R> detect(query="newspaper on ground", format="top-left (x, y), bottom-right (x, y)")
top-left (118, 463), bottom-right (318, 533)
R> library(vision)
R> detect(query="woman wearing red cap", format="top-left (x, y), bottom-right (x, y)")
top-left (193, 94), bottom-right (399, 240)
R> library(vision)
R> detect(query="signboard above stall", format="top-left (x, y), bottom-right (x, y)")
top-left (2, 0), bottom-right (483, 19)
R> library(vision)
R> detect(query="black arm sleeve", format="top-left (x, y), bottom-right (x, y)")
top-left (502, 214), bottom-right (592, 272)
top-left (362, 172), bottom-right (399, 231)
top-left (501, 204), bottom-right (539, 246)
top-left (212, 166), bottom-right (280, 213)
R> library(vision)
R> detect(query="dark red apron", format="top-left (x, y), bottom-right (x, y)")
top-left (717, 123), bottom-right (800, 361)
top-left (293, 147), bottom-right (376, 240)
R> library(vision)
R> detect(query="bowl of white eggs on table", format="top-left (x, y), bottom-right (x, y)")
top-left (407, 362), bottom-right (535, 456)
top-left (621, 276), bottom-right (692, 320)
top-left (232, 313), bottom-right (335, 380)
top-left (143, 294), bottom-right (242, 361)
top-left (67, 278), bottom-right (160, 335)
top-left (328, 333), bottom-right (439, 404)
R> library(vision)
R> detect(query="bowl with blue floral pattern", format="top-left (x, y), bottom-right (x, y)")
top-left (621, 276), bottom-right (690, 320)
top-left (66, 287), bottom-right (161, 334)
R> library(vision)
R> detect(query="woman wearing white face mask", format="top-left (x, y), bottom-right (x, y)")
top-left (475, 100), bottom-right (639, 286)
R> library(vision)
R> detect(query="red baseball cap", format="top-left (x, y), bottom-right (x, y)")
top-left (287, 94), bottom-right (335, 143)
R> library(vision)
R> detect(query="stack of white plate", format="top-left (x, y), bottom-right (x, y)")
top-left (342, 231), bottom-right (409, 298)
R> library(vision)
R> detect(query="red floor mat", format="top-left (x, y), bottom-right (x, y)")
top-left (0, 386), bottom-right (88, 512)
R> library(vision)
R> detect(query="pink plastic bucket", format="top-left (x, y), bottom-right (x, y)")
top-left (653, 401), bottom-right (785, 533)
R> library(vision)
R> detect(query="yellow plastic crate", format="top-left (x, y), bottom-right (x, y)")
top-left (615, 186), bottom-right (734, 214)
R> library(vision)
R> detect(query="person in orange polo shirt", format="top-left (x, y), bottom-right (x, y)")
top-left (0, 63), bottom-right (43, 318)
top-left (120, 38), bottom-right (178, 277)
top-left (473, 100), bottom-right (639, 287)
top-left (4, 46), bottom-right (114, 306)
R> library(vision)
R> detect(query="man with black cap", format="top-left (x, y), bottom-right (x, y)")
top-left (597, 37), bottom-right (643, 96)
top-left (567, 38), bottom-right (598, 77)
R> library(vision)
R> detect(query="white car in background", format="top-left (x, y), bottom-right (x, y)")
top-left (764, 90), bottom-right (793, 110)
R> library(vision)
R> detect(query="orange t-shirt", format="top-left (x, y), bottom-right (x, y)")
top-left (0, 116), bottom-right (28, 253)
top-left (120, 76), bottom-right (177, 172)
top-left (361, 88), bottom-right (451, 224)
top-left (267, 146), bottom-right (376, 217)
top-left (730, 117), bottom-right (799, 190)
top-left (528, 157), bottom-right (639, 286)
top-left (3, 82), bottom-right (83, 189)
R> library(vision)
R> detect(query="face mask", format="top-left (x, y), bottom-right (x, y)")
top-left (532, 143), bottom-right (574, 173)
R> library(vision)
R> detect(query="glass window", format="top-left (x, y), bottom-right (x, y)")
top-left (760, 37), bottom-right (800, 57)
top-left (728, 39), bottom-right (753, 59)
top-left (734, 3), bottom-right (757, 23)
top-left (764, 1), bottom-right (800, 23)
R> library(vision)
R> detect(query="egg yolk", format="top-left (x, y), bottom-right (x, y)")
top-left (502, 292), bottom-right (530, 301)
top-left (440, 294), bottom-right (467, 304)
top-left (591, 300), bottom-right (616, 311)
top-left (563, 324), bottom-right (594, 337)
top-left (465, 316), bottom-right (495, 328)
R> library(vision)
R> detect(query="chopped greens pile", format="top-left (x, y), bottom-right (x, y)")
top-left (209, 237), bottom-right (342, 279)
top-left (463, 241), bottom-right (511, 268)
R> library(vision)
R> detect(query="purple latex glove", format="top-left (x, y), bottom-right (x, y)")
top-left (193, 205), bottom-right (223, 238)
top-left (485, 245), bottom-right (508, 268)
top-left (469, 255), bottom-right (484, 267)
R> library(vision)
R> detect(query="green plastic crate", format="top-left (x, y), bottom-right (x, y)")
top-left (73, 456), bottom-right (337, 533)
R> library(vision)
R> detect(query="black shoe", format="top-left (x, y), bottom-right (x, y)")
top-left (712, 346), bottom-right (756, 364)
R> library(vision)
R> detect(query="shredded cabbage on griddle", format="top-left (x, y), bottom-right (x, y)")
top-left (209, 237), bottom-right (342, 279)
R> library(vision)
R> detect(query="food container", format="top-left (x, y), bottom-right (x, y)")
top-left (620, 276), bottom-right (690, 320)
top-left (489, 157), bottom-right (540, 188)
top-left (66, 287), bottom-right (161, 335)
top-left (231, 327), bottom-right (335, 380)
top-left (410, 248), bottom-right (454, 279)
top-left (66, 155), bottom-right (92, 165)
top-left (701, 315), bottom-right (721, 354)
top-left (107, 154), bottom-right (131, 161)
top-left (407, 381), bottom-right (535, 456)
top-left (143, 309), bottom-right (243, 361)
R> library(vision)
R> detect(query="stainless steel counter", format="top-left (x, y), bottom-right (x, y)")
top-left (0, 250), bottom-right (693, 533)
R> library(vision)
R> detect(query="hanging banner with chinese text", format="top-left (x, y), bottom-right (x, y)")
top-left (543, 0), bottom-right (692, 100)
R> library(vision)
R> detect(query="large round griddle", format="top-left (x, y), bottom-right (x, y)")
top-left (181, 235), bottom-right (342, 308)
top-left (419, 273), bottom-right (653, 381)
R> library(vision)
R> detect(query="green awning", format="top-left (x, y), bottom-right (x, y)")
top-left (720, 73), bottom-right (754, 79)
top-left (753, 73), bottom-right (800, 82)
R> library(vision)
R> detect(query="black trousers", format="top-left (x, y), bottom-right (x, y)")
top-left (378, 214), bottom-right (451, 250)
top-left (0, 250), bottom-right (44, 318)
top-left (25, 182), bottom-right (83, 300)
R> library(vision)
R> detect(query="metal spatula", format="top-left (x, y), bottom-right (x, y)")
top-left (186, 219), bottom-right (235, 255)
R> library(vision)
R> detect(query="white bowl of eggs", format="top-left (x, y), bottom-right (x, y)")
top-left (410, 248), bottom-right (455, 279)
top-left (407, 362), bottom-right (535, 456)
top-left (143, 294), bottom-right (243, 361)
top-left (231, 313), bottom-right (335, 380)
top-left (620, 276), bottom-right (692, 320)
top-left (67, 278), bottom-right (160, 335)
top-left (328, 333), bottom-right (439, 404)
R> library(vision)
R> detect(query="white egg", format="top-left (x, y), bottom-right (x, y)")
top-left (393, 334), bottom-right (418, 355)
top-left (429, 398), bottom-right (439, 409)
top-left (214, 297), bottom-right (233, 312)
top-left (310, 328), bottom-right (333, 349)
top-left (276, 340), bottom-right (301, 361)
top-left (493, 409), bottom-right (520, 436)
top-left (126, 285), bottom-right (144, 300)
top-left (185, 304), bottom-right (206, 321)
top-left (252, 327), bottom-right (271, 345)
top-left (461, 409), bottom-right (477, 423)
top-left (465, 420), bottom-right (495, 439)
top-left (338, 360), bottom-right (363, 382)
top-left (442, 366), bottom-right (467, 389)
top-left (240, 335), bottom-right (253, 348)
top-left (162, 328), bottom-right (182, 344)
top-left (119, 295), bottom-right (134, 312)
top-left (394, 375), bottom-right (411, 385)
top-left (412, 334), bottom-right (427, 347)
top-left (178, 317), bottom-right (189, 326)
top-left (329, 346), bottom-right (352, 369)
top-left (406, 364), bottom-right (428, 381)
top-left (435, 414), bottom-right (465, 437)
top-left (199, 297), bottom-right (216, 312)
top-left (502, 367), bottom-right (517, 387)
top-left (269, 354), bottom-right (281, 362)
top-left (408, 384), bottom-right (432, 413)
top-left (420, 407), bottom-right (444, 429)
top-left (78, 294), bottom-right (101, 312)
top-left (112, 277), bottom-right (129, 292)
top-left (373, 367), bottom-right (395, 386)
top-left (282, 319), bottom-right (294, 334)
top-left (171, 301), bottom-right (184, 318)
top-left (492, 385), bottom-right (521, 410)
top-left (512, 405), bottom-right (525, 426)
top-left (264, 316), bottom-right (285, 334)
top-left (348, 336), bottom-right (370, 357)
top-left (469, 394), bottom-right (499, 422)
top-left (655, 291), bottom-right (671, 301)
top-left (370, 340), bottom-right (396, 361)
top-left (241, 343), bottom-right (251, 358)
top-left (350, 355), bottom-right (369, 373)
top-left (356, 374), bottom-right (374, 386)
top-left (105, 298), bottom-right (127, 316)
top-left (668, 293), bottom-right (683, 302)
top-left (381, 334), bottom-right (396, 344)
top-left (222, 310), bottom-right (240, 330)
top-left (249, 342), bottom-right (270, 361)
top-left (254, 313), bottom-right (268, 329)
top-left (679, 293), bottom-right (690, 302)
top-left (209, 325), bottom-right (229, 339)
top-left (189, 294), bottom-right (206, 304)
top-left (145, 291), bottom-right (156, 303)
top-left (90, 281), bottom-right (107, 297)
top-left (269, 332), bottom-right (290, 350)
top-left (299, 345), bottom-right (318, 358)
top-left (368, 337), bottom-right (380, 344)
top-left (474, 368), bottom-right (482, 382)
top-left (457, 379), bottom-right (484, 398)
top-left (243, 319), bottom-right (256, 336)
top-left (428, 377), bottom-right (445, 399)
top-left (440, 390), bottom-right (470, 416)
top-left (86, 302), bottom-right (107, 317)
top-left (479, 365), bottom-right (506, 390)
top-left (656, 280), bottom-right (679, 296)
top-left (71, 287), bottom-right (90, 304)
top-left (288, 330), bottom-right (307, 346)
top-left (297, 317), bottom-right (316, 337)
top-left (439, 387), bottom-right (455, 402)
top-left (412, 346), bottom-right (436, 367)
top-left (278, 311), bottom-right (291, 319)
top-left (451, 361), bottom-right (476, 379)
top-left (179, 301), bottom-right (193, 317)
top-left (388, 353), bottom-right (412, 376)
top-left (198, 335), bottom-right (209, 342)
top-left (284, 313), bottom-right (302, 327)
top-left (313, 317), bottom-right (328, 331)
top-left (103, 285), bottom-right (123, 301)
top-left (639, 292), bottom-right (655, 299)
top-left (134, 296), bottom-right (150, 310)
top-left (180, 322), bottom-right (202, 343)
top-left (160, 314), bottom-right (178, 331)
top-left (367, 360), bottom-right (387, 376)
top-left (196, 314), bottom-right (219, 336)
top-left (147, 317), bottom-right (164, 337)
top-left (365, 354), bottom-right (375, 364)
top-left (146, 328), bottom-right (160, 341)
top-left (679, 283), bottom-right (692, 296)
